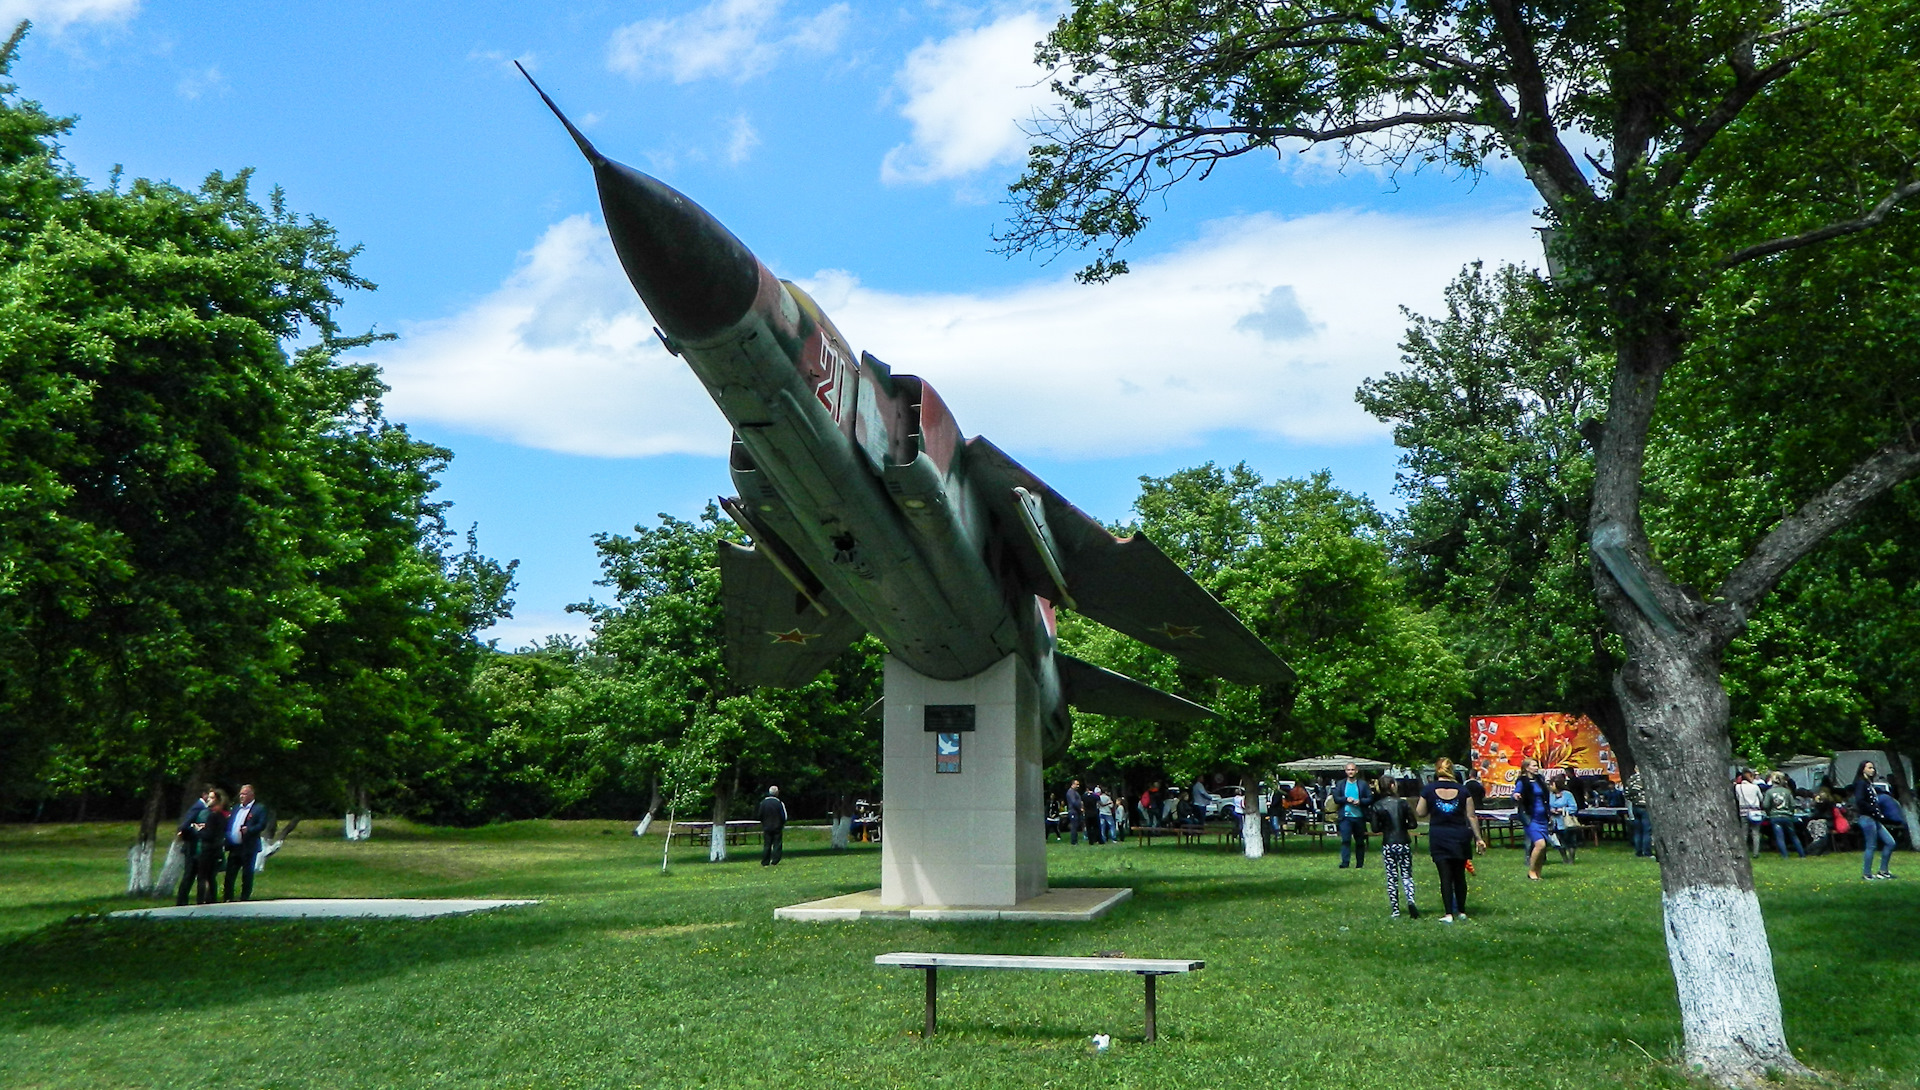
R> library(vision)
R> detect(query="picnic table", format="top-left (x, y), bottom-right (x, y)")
top-left (671, 819), bottom-right (762, 845)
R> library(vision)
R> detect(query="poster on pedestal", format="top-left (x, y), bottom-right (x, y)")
top-left (1470, 713), bottom-right (1621, 798)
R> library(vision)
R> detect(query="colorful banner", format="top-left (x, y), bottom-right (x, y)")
top-left (1469, 713), bottom-right (1620, 798)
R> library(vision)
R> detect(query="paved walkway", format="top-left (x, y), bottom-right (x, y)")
top-left (111, 898), bottom-right (539, 920)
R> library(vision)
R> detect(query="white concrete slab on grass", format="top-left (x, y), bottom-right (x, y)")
top-left (776, 886), bottom-right (1131, 922)
top-left (110, 898), bottom-right (539, 920)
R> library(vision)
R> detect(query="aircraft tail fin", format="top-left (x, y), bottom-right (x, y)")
top-left (966, 438), bottom-right (1293, 685)
top-left (1055, 653), bottom-right (1217, 721)
top-left (719, 541), bottom-right (865, 688)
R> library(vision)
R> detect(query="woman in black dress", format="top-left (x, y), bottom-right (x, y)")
top-left (1417, 758), bottom-right (1486, 922)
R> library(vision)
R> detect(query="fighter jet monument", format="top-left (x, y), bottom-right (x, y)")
top-left (522, 68), bottom-right (1291, 914)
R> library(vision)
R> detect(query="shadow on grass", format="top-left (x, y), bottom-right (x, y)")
top-left (0, 907), bottom-right (580, 1030)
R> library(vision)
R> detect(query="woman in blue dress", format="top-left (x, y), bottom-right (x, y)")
top-left (1417, 758), bottom-right (1486, 923)
top-left (1513, 757), bottom-right (1553, 880)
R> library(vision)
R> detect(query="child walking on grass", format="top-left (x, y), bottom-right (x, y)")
top-left (1371, 778), bottom-right (1419, 919)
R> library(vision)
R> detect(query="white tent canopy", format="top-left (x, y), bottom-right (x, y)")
top-left (1276, 754), bottom-right (1390, 774)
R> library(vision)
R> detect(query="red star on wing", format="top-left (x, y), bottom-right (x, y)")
top-left (769, 629), bottom-right (821, 645)
top-left (1157, 622), bottom-right (1202, 640)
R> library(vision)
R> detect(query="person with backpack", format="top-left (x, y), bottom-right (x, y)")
top-left (1370, 779), bottom-right (1418, 919)
top-left (1763, 772), bottom-right (1805, 860)
top-left (1851, 761), bottom-right (1896, 880)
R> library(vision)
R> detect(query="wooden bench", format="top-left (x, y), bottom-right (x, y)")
top-left (874, 952), bottom-right (1204, 1041)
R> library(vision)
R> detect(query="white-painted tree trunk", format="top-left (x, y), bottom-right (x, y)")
top-left (1662, 884), bottom-right (1793, 1077)
top-left (1241, 810), bottom-right (1264, 858)
top-left (708, 823), bottom-right (727, 862)
top-left (634, 812), bottom-right (655, 838)
top-left (1612, 625), bottom-right (1811, 1085)
top-left (126, 839), bottom-right (156, 895)
top-left (343, 813), bottom-right (357, 840)
top-left (830, 815), bottom-right (852, 850)
top-left (356, 811), bottom-right (372, 840)
top-left (154, 839), bottom-right (185, 892)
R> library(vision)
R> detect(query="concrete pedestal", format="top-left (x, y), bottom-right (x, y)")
top-left (879, 654), bottom-right (1046, 907)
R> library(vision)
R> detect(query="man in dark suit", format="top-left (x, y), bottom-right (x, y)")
top-left (222, 783), bottom-right (268, 901)
top-left (757, 786), bottom-right (787, 866)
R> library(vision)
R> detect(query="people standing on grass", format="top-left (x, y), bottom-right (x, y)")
top-left (1626, 769), bottom-right (1654, 858)
top-left (1098, 787), bottom-right (1118, 843)
top-left (1417, 758), bottom-right (1485, 923)
top-left (1851, 762), bottom-right (1897, 880)
top-left (1735, 770), bottom-right (1765, 859)
top-left (175, 785), bottom-right (227, 906)
top-left (757, 785), bottom-right (787, 866)
top-left (1513, 757), bottom-right (1552, 880)
top-left (1549, 776), bottom-right (1580, 863)
top-left (222, 784), bottom-right (267, 901)
top-left (1334, 761), bottom-right (1373, 869)
top-left (1371, 779), bottom-right (1418, 919)
top-left (1764, 772), bottom-right (1805, 860)
top-left (1066, 779), bottom-right (1086, 845)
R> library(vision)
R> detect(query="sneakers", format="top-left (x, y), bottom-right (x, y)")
top-left (1877, 871), bottom-right (1896, 880)
top-left (1438, 915), bottom-right (1454, 923)
top-left (1866, 873), bottom-right (1886, 880)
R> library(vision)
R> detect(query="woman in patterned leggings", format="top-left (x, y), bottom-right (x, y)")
top-left (1372, 778), bottom-right (1419, 919)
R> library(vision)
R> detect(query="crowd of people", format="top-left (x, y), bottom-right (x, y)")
top-left (1043, 754), bottom-right (1911, 920)
top-left (171, 783), bottom-right (268, 906)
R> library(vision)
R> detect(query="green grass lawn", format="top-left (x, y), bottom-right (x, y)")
top-left (0, 820), bottom-right (1913, 1090)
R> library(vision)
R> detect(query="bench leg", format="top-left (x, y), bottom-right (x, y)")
top-left (1143, 974), bottom-right (1157, 1042)
top-left (924, 966), bottom-right (937, 1037)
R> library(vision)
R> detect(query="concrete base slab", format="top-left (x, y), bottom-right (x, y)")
top-left (776, 886), bottom-right (1130, 923)
top-left (110, 898), bottom-right (539, 920)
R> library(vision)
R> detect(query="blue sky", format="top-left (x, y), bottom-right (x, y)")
top-left (17, 0), bottom-right (1546, 647)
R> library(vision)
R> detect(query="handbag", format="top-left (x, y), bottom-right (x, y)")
top-left (1559, 811), bottom-right (1583, 830)
top-left (1832, 810), bottom-right (1851, 835)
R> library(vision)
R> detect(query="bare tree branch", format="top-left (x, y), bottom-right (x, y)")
top-left (1721, 178), bottom-right (1920, 267)
top-left (1712, 434), bottom-right (1920, 636)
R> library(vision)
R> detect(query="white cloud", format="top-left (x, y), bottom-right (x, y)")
top-left (607, 0), bottom-right (849, 84)
top-left (175, 64), bottom-right (224, 101)
top-left (0, 0), bottom-right (137, 31)
top-left (725, 112), bottom-right (760, 164)
top-left (881, 10), bottom-right (1057, 184)
top-left (372, 215), bottom-right (729, 459)
top-left (800, 208), bottom-right (1543, 456)
top-left (373, 207), bottom-right (1541, 463)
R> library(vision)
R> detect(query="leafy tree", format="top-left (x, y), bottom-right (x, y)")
top-left (1061, 465), bottom-right (1463, 816)
top-left (1005, 1), bottom-right (1920, 1078)
top-left (1359, 263), bottom-right (1611, 725)
top-left (0, 29), bottom-right (516, 883)
top-left (569, 510), bottom-right (880, 853)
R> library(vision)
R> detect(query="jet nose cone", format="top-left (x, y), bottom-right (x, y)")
top-left (593, 160), bottom-right (761, 343)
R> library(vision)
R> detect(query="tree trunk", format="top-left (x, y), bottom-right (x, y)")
top-left (258, 817), bottom-right (301, 873)
top-left (634, 776), bottom-right (662, 837)
top-left (1617, 636), bottom-right (1808, 1083)
top-left (708, 771), bottom-right (734, 863)
top-left (1240, 772), bottom-right (1264, 859)
top-left (127, 774), bottom-right (165, 896)
top-left (830, 793), bottom-right (852, 850)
